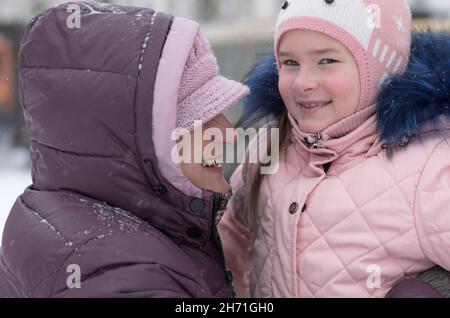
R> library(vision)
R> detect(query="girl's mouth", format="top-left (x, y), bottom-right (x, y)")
top-left (299, 101), bottom-right (332, 109)
top-left (201, 159), bottom-right (222, 168)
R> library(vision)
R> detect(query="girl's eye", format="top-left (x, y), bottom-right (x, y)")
top-left (282, 59), bottom-right (299, 66)
top-left (319, 58), bottom-right (338, 65)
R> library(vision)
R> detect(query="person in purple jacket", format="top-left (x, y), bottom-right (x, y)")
top-left (0, 2), bottom-right (249, 298)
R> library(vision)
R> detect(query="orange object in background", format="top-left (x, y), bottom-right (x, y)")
top-left (0, 34), bottom-right (15, 112)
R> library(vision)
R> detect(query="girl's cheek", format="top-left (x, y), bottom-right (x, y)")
top-left (323, 72), bottom-right (353, 95)
top-left (278, 75), bottom-right (293, 96)
top-left (325, 79), bottom-right (346, 94)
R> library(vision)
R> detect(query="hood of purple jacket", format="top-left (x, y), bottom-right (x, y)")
top-left (20, 2), bottom-right (218, 249)
top-left (0, 2), bottom-right (233, 298)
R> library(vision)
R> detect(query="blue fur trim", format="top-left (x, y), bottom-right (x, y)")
top-left (239, 52), bottom-right (284, 127)
top-left (377, 31), bottom-right (450, 150)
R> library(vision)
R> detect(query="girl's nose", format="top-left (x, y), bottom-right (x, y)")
top-left (293, 70), bottom-right (319, 92)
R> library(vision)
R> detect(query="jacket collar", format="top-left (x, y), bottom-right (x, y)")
top-left (289, 105), bottom-right (382, 170)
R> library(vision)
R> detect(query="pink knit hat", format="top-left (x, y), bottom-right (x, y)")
top-left (275, 0), bottom-right (412, 111)
top-left (176, 33), bottom-right (250, 131)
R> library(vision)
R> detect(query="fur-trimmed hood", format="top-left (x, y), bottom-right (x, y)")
top-left (241, 31), bottom-right (450, 154)
top-left (377, 32), bottom-right (450, 149)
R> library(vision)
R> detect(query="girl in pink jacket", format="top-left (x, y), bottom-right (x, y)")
top-left (219, 0), bottom-right (450, 298)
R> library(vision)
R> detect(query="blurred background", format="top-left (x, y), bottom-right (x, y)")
top-left (1, 0), bottom-right (450, 238)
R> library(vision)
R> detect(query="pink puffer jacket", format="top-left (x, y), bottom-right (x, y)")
top-left (219, 32), bottom-right (450, 298)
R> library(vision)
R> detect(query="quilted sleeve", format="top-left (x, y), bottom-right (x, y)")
top-left (218, 164), bottom-right (252, 298)
top-left (415, 139), bottom-right (450, 270)
top-left (386, 278), bottom-right (444, 298)
top-left (52, 263), bottom-right (195, 298)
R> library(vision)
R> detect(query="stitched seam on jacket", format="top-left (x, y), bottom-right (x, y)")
top-left (380, 165), bottom-right (418, 214)
top-left (50, 3), bottom-right (155, 19)
top-left (267, 195), bottom-right (275, 298)
top-left (267, 156), bottom-right (309, 195)
top-left (413, 139), bottom-right (445, 262)
top-left (21, 66), bottom-right (136, 79)
top-left (0, 252), bottom-right (33, 297)
top-left (312, 248), bottom-right (422, 297)
top-left (307, 226), bottom-right (420, 296)
top-left (296, 149), bottom-right (435, 296)
top-left (21, 193), bottom-right (151, 294)
top-left (129, 11), bottom-right (160, 204)
top-left (46, 230), bottom-right (153, 296)
top-left (338, 169), bottom-right (420, 213)
top-left (305, 179), bottom-right (417, 297)
top-left (302, 205), bottom-right (373, 296)
top-left (307, 224), bottom-right (365, 296)
top-left (253, 192), bottom-right (274, 297)
top-left (20, 197), bottom-right (69, 243)
top-left (255, 171), bottom-right (276, 296)
top-left (336, 182), bottom-right (416, 294)
top-left (18, 197), bottom-right (71, 296)
top-left (32, 139), bottom-right (125, 159)
top-left (159, 264), bottom-right (208, 297)
top-left (47, 221), bottom-right (204, 296)
top-left (300, 169), bottom-right (420, 253)
top-left (342, 182), bottom-right (409, 273)
top-left (50, 232), bottom-right (142, 295)
top-left (31, 143), bottom-right (40, 184)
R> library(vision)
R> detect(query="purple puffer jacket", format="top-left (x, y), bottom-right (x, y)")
top-left (0, 2), bottom-right (233, 298)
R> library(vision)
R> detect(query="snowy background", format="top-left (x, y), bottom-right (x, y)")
top-left (0, 132), bottom-right (31, 240)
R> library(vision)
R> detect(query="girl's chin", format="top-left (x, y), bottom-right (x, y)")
top-left (201, 166), bottom-right (224, 174)
top-left (201, 177), bottom-right (230, 193)
top-left (289, 113), bottom-right (328, 133)
top-left (295, 115), bottom-right (331, 133)
top-left (208, 184), bottom-right (231, 193)
top-left (298, 123), bottom-right (328, 133)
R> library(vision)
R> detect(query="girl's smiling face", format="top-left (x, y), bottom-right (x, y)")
top-left (278, 29), bottom-right (361, 133)
top-left (178, 114), bottom-right (235, 194)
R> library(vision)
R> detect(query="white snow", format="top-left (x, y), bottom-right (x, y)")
top-left (0, 143), bottom-right (31, 241)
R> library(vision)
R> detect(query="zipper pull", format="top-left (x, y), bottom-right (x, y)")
top-left (304, 132), bottom-right (324, 150)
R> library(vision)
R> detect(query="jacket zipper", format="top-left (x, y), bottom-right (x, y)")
top-left (211, 192), bottom-right (236, 297)
top-left (305, 132), bottom-right (324, 150)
